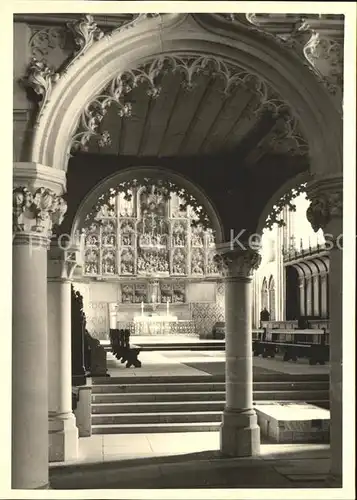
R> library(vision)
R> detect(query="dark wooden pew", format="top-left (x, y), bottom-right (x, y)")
top-left (252, 327), bottom-right (329, 365)
top-left (109, 328), bottom-right (142, 368)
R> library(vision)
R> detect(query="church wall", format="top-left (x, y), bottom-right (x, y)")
top-left (13, 23), bottom-right (32, 162)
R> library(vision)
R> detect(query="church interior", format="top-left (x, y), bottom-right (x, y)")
top-left (10, 8), bottom-right (353, 495)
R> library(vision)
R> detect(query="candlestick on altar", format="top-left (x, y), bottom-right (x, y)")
top-left (166, 299), bottom-right (169, 315)
top-left (141, 301), bottom-right (144, 316)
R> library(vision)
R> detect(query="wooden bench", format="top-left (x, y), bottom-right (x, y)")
top-left (252, 328), bottom-right (329, 365)
top-left (109, 328), bottom-right (142, 368)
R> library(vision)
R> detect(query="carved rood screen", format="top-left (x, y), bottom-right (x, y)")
top-left (82, 180), bottom-right (218, 282)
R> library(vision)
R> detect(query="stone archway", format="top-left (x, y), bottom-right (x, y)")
top-left (13, 12), bottom-right (344, 488)
top-left (29, 14), bottom-right (342, 178)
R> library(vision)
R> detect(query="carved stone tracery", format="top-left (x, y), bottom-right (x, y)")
top-left (69, 54), bottom-right (307, 155)
top-left (13, 186), bottom-right (67, 237)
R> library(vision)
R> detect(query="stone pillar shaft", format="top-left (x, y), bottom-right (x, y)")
top-left (328, 245), bottom-right (342, 477)
top-left (48, 244), bottom-right (80, 462)
top-left (12, 234), bottom-right (49, 489)
top-left (215, 247), bottom-right (262, 457)
top-left (48, 280), bottom-right (72, 413)
top-left (225, 277), bottom-right (253, 410)
top-left (12, 163), bottom-right (67, 489)
top-left (306, 177), bottom-right (343, 483)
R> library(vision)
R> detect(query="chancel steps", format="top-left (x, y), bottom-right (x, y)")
top-left (91, 374), bottom-right (329, 434)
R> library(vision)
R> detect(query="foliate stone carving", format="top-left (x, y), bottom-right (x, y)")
top-left (66, 15), bottom-right (104, 67)
top-left (214, 249), bottom-right (262, 279)
top-left (29, 26), bottom-right (71, 70)
top-left (264, 183), bottom-right (308, 230)
top-left (70, 54), bottom-right (304, 155)
top-left (22, 58), bottom-right (60, 121)
top-left (267, 116), bottom-right (309, 156)
top-left (244, 14), bottom-right (344, 99)
top-left (302, 30), bottom-right (343, 95)
top-left (13, 186), bottom-right (67, 237)
top-left (306, 192), bottom-right (343, 233)
top-left (111, 13), bottom-right (161, 35)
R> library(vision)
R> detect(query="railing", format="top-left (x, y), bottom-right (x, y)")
top-left (282, 243), bottom-right (329, 263)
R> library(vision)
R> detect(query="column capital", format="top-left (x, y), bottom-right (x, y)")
top-left (48, 241), bottom-right (81, 280)
top-left (214, 246), bottom-right (262, 280)
top-left (306, 175), bottom-right (343, 236)
top-left (13, 162), bottom-right (67, 240)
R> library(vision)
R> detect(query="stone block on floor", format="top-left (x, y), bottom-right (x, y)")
top-left (255, 402), bottom-right (330, 443)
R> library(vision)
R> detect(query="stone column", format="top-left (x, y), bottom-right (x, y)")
top-left (297, 274), bottom-right (306, 316)
top-left (306, 177), bottom-right (343, 482)
top-left (305, 276), bottom-right (313, 316)
top-left (312, 272), bottom-right (320, 317)
top-left (215, 246), bottom-right (262, 457)
top-left (47, 242), bottom-right (80, 462)
top-left (320, 272), bottom-right (328, 318)
top-left (12, 162), bottom-right (67, 489)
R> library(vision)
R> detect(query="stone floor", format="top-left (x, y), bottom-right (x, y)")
top-left (103, 335), bottom-right (330, 378)
top-left (51, 339), bottom-right (336, 490)
top-left (50, 432), bottom-right (334, 489)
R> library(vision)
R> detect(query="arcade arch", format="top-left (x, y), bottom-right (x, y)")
top-left (12, 12), bottom-right (343, 489)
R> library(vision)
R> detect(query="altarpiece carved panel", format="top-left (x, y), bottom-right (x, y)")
top-left (81, 180), bottom-right (219, 302)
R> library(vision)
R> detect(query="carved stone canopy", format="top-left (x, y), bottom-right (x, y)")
top-left (214, 248), bottom-right (262, 279)
top-left (13, 186), bottom-right (67, 238)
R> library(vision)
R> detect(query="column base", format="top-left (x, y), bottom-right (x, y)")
top-left (49, 412), bottom-right (79, 462)
top-left (220, 409), bottom-right (261, 457)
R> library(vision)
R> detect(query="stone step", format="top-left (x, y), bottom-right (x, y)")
top-left (91, 380), bottom-right (329, 394)
top-left (92, 389), bottom-right (329, 407)
top-left (92, 422), bottom-right (221, 434)
top-left (92, 391), bottom-right (227, 403)
top-left (92, 373), bottom-right (329, 385)
top-left (92, 382), bottom-right (226, 393)
top-left (92, 401), bottom-right (226, 413)
top-left (92, 411), bottom-right (223, 425)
